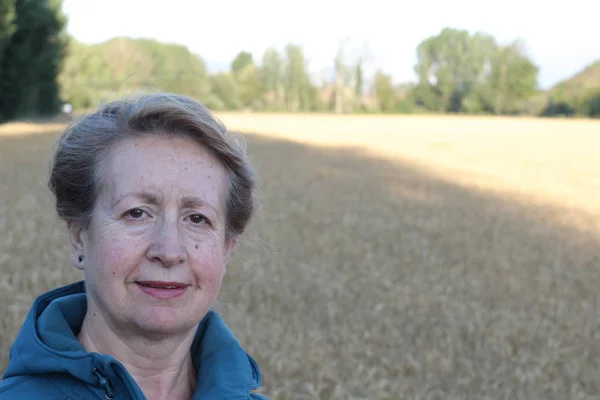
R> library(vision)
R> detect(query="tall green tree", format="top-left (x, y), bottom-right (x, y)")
top-left (354, 58), bottom-right (363, 98)
top-left (331, 39), bottom-right (366, 113)
top-left (332, 49), bottom-right (345, 113)
top-left (230, 51), bottom-right (261, 108)
top-left (0, 0), bottom-right (68, 121)
top-left (283, 44), bottom-right (314, 111)
top-left (231, 51), bottom-right (253, 76)
top-left (331, 41), bottom-right (355, 113)
top-left (482, 40), bottom-right (539, 114)
top-left (583, 91), bottom-right (600, 117)
top-left (414, 28), bottom-right (539, 115)
top-left (373, 71), bottom-right (397, 112)
top-left (260, 47), bottom-right (284, 110)
top-left (0, 0), bottom-right (16, 63)
top-left (414, 28), bottom-right (497, 112)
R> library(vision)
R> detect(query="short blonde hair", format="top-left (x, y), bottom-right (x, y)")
top-left (49, 93), bottom-right (257, 240)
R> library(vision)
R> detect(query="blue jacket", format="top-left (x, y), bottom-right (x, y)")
top-left (0, 281), bottom-right (268, 399)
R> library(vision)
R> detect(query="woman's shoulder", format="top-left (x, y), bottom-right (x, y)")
top-left (0, 373), bottom-right (103, 400)
top-left (0, 375), bottom-right (64, 399)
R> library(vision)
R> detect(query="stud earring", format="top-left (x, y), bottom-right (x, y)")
top-left (78, 255), bottom-right (84, 263)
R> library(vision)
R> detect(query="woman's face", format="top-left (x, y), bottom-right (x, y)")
top-left (69, 135), bottom-right (234, 337)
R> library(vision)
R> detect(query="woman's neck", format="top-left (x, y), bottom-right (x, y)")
top-left (77, 311), bottom-right (197, 400)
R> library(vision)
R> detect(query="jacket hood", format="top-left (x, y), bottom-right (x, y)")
top-left (3, 281), bottom-right (264, 399)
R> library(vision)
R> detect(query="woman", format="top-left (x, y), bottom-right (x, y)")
top-left (0, 93), bottom-right (268, 399)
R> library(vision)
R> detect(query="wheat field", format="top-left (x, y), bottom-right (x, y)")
top-left (1, 114), bottom-right (599, 399)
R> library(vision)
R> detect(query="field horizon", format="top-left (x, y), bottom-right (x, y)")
top-left (1, 114), bottom-right (599, 399)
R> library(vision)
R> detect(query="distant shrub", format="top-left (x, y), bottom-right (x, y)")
top-left (582, 91), bottom-right (600, 118)
top-left (541, 101), bottom-right (576, 117)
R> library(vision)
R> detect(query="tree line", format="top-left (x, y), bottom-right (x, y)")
top-left (1, 0), bottom-right (599, 122)
top-left (0, 0), bottom-right (67, 121)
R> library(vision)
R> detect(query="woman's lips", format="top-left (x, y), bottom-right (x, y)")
top-left (136, 281), bottom-right (188, 299)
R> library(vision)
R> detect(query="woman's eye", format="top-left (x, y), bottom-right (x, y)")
top-left (189, 214), bottom-right (206, 225)
top-left (128, 208), bottom-right (146, 219)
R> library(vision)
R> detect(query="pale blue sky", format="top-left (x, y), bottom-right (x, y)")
top-left (62, 0), bottom-right (599, 89)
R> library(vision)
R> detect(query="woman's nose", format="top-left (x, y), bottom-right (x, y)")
top-left (145, 217), bottom-right (187, 268)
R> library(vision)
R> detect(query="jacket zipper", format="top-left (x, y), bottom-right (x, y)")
top-left (93, 368), bottom-right (116, 399)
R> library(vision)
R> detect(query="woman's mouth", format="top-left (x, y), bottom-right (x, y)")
top-left (135, 281), bottom-right (188, 299)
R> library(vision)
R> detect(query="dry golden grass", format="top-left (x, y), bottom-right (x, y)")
top-left (1, 114), bottom-right (600, 399)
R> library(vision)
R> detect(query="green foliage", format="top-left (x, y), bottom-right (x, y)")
top-left (482, 40), bottom-right (539, 114)
top-left (542, 101), bottom-right (576, 117)
top-left (59, 37), bottom-right (210, 109)
top-left (283, 44), bottom-right (314, 112)
top-left (231, 51), bottom-right (254, 76)
top-left (331, 44), bottom-right (356, 113)
top-left (414, 29), bottom-right (497, 112)
top-left (0, 0), bottom-right (16, 62)
top-left (3, 0), bottom-right (598, 120)
top-left (259, 47), bottom-right (284, 110)
top-left (230, 51), bottom-right (262, 108)
top-left (58, 37), bottom-right (109, 109)
top-left (58, 38), bottom-right (323, 114)
top-left (354, 61), bottom-right (363, 98)
top-left (373, 71), bottom-right (396, 112)
top-left (413, 28), bottom-right (539, 115)
top-left (543, 60), bottom-right (600, 117)
top-left (583, 91), bottom-right (600, 117)
top-left (0, 0), bottom-right (68, 121)
top-left (208, 72), bottom-right (241, 110)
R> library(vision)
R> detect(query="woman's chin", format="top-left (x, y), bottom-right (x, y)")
top-left (131, 307), bottom-right (197, 336)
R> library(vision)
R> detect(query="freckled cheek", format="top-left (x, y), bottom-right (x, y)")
top-left (96, 237), bottom-right (142, 278)
top-left (203, 262), bottom-right (226, 284)
top-left (207, 265), bottom-right (226, 289)
top-left (191, 252), bottom-right (226, 289)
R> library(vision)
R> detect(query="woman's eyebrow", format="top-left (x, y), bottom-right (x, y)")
top-left (111, 191), bottom-right (162, 208)
top-left (181, 196), bottom-right (219, 216)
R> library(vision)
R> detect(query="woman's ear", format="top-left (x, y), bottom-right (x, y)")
top-left (67, 220), bottom-right (86, 270)
top-left (224, 237), bottom-right (237, 266)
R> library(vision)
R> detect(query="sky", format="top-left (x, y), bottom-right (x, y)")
top-left (62, 0), bottom-right (600, 90)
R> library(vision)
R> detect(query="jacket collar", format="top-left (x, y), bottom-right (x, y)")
top-left (3, 280), bottom-right (263, 399)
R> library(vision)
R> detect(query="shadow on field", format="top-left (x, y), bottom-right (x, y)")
top-left (1, 129), bottom-right (599, 400)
